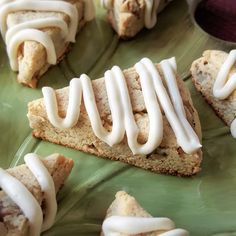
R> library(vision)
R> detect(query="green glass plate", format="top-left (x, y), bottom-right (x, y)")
top-left (0, 1), bottom-right (235, 235)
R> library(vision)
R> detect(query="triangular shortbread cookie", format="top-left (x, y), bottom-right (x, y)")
top-left (0, 0), bottom-right (95, 88)
top-left (0, 153), bottom-right (74, 236)
top-left (27, 57), bottom-right (202, 176)
top-left (101, 0), bottom-right (172, 38)
top-left (101, 191), bottom-right (189, 236)
top-left (191, 50), bottom-right (236, 137)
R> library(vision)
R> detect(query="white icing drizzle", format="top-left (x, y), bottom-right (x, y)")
top-left (213, 49), bottom-right (236, 138)
top-left (102, 216), bottom-right (189, 236)
top-left (8, 28), bottom-right (57, 71)
top-left (101, 0), bottom-right (161, 28)
top-left (84, 0), bottom-right (96, 21)
top-left (101, 0), bottom-right (113, 9)
top-left (230, 119), bottom-right (236, 138)
top-left (42, 57), bottom-right (201, 155)
top-left (144, 0), bottom-right (161, 29)
top-left (0, 153), bottom-right (57, 236)
top-left (0, 0), bottom-right (95, 71)
top-left (0, 167), bottom-right (43, 236)
top-left (24, 153), bottom-right (57, 232)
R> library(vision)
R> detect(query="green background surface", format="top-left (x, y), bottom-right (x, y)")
top-left (0, 0), bottom-right (236, 235)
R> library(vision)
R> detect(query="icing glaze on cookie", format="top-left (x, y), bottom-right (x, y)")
top-left (42, 57), bottom-right (201, 155)
top-left (24, 153), bottom-right (57, 232)
top-left (102, 216), bottom-right (189, 236)
top-left (144, 0), bottom-right (161, 28)
top-left (213, 49), bottom-right (236, 137)
top-left (101, 0), bottom-right (113, 9)
top-left (0, 153), bottom-right (57, 236)
top-left (0, 0), bottom-right (95, 71)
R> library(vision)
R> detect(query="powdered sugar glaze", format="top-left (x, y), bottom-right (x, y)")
top-left (102, 216), bottom-right (189, 236)
top-left (42, 57), bottom-right (201, 155)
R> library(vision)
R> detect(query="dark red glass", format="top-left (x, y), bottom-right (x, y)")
top-left (194, 0), bottom-right (236, 42)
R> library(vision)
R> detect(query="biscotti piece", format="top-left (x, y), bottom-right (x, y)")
top-left (101, 191), bottom-right (154, 236)
top-left (2, 0), bottom-right (92, 88)
top-left (27, 60), bottom-right (202, 176)
top-left (0, 154), bottom-right (74, 236)
top-left (103, 0), bottom-right (171, 38)
top-left (104, 191), bottom-right (152, 220)
top-left (191, 50), bottom-right (236, 126)
top-left (101, 191), bottom-right (189, 236)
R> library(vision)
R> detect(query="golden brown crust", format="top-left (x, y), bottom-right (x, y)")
top-left (28, 62), bottom-right (202, 176)
top-left (0, 154), bottom-right (74, 236)
top-left (191, 50), bottom-right (236, 126)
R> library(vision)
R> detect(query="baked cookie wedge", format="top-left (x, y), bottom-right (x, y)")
top-left (101, 191), bottom-right (189, 236)
top-left (191, 50), bottom-right (236, 137)
top-left (27, 57), bottom-right (202, 176)
top-left (0, 0), bottom-right (95, 88)
top-left (101, 0), bottom-right (172, 38)
top-left (0, 153), bottom-right (74, 236)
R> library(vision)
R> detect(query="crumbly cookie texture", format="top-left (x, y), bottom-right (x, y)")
top-left (6, 0), bottom-right (86, 88)
top-left (104, 191), bottom-right (152, 219)
top-left (0, 154), bottom-right (74, 236)
top-left (27, 63), bottom-right (202, 176)
top-left (191, 50), bottom-right (236, 126)
top-left (101, 191), bottom-right (165, 236)
top-left (105, 0), bottom-right (169, 38)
